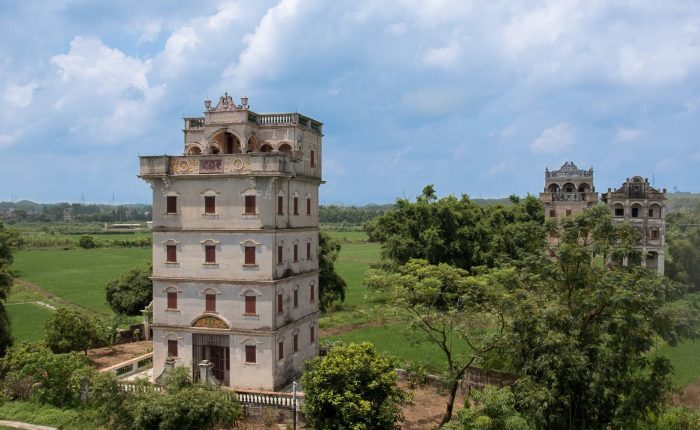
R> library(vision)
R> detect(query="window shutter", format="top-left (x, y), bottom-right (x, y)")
top-left (277, 245), bottom-right (283, 264)
top-left (167, 245), bottom-right (177, 262)
top-left (245, 195), bottom-right (256, 214)
top-left (245, 295), bottom-right (256, 314)
top-left (245, 345), bottom-right (256, 363)
top-left (293, 197), bottom-right (299, 215)
top-left (293, 289), bottom-right (298, 307)
top-left (205, 245), bottom-right (216, 263)
top-left (167, 291), bottom-right (177, 309)
top-left (307, 242), bottom-right (311, 260)
top-left (205, 293), bottom-right (216, 312)
top-left (204, 196), bottom-right (215, 214)
top-left (549, 209), bottom-right (556, 217)
top-left (310, 150), bottom-right (315, 167)
top-left (278, 341), bottom-right (284, 360)
top-left (245, 246), bottom-right (255, 265)
top-left (277, 195), bottom-right (284, 215)
top-left (293, 244), bottom-right (298, 262)
top-left (293, 334), bottom-right (298, 352)
top-left (168, 339), bottom-right (178, 357)
top-left (166, 196), bottom-right (177, 213)
top-left (306, 197), bottom-right (311, 215)
top-left (277, 293), bottom-right (283, 314)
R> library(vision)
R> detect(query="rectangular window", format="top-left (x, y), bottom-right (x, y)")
top-left (549, 209), bottom-right (556, 217)
top-left (205, 293), bottom-right (216, 312)
top-left (166, 244), bottom-right (177, 263)
top-left (310, 150), bottom-right (315, 167)
top-left (168, 339), bottom-right (178, 357)
top-left (293, 289), bottom-right (298, 308)
top-left (245, 295), bottom-right (256, 315)
top-left (204, 195), bottom-right (215, 214)
top-left (566, 209), bottom-right (572, 216)
top-left (278, 341), bottom-right (284, 360)
top-left (166, 196), bottom-right (177, 214)
top-left (167, 291), bottom-right (177, 309)
top-left (294, 197), bottom-right (299, 215)
top-left (306, 242), bottom-right (311, 260)
top-left (245, 345), bottom-right (256, 363)
top-left (651, 230), bottom-right (660, 240)
top-left (649, 208), bottom-right (654, 217)
top-left (632, 207), bottom-right (639, 218)
top-left (293, 334), bottom-right (298, 352)
top-left (310, 284), bottom-right (315, 302)
top-left (244, 246), bottom-right (256, 265)
top-left (293, 244), bottom-right (298, 262)
top-left (306, 197), bottom-right (311, 215)
top-left (245, 195), bottom-right (256, 214)
top-left (277, 293), bottom-right (283, 314)
top-left (277, 245), bottom-right (283, 264)
top-left (615, 208), bottom-right (624, 217)
top-left (205, 245), bottom-right (216, 263)
top-left (277, 195), bottom-right (284, 215)
top-left (310, 326), bottom-right (315, 343)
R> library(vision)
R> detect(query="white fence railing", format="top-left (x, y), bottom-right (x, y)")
top-left (101, 352), bottom-right (153, 379)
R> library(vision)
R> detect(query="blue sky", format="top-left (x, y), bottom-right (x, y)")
top-left (1, 0), bottom-right (699, 205)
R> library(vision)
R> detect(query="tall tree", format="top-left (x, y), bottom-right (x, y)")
top-left (365, 260), bottom-right (510, 428)
top-left (106, 264), bottom-right (153, 315)
top-left (318, 230), bottom-right (347, 311)
top-left (0, 222), bottom-right (19, 356)
top-left (44, 308), bottom-right (99, 354)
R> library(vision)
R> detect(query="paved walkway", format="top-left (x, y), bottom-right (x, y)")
top-left (0, 420), bottom-right (56, 430)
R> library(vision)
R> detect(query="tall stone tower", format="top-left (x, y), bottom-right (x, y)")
top-left (139, 93), bottom-right (323, 391)
top-left (540, 161), bottom-right (598, 221)
top-left (601, 176), bottom-right (666, 274)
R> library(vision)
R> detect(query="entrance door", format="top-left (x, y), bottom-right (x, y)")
top-left (192, 333), bottom-right (230, 386)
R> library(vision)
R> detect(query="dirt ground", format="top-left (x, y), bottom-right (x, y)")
top-left (87, 340), bottom-right (153, 369)
top-left (673, 380), bottom-right (700, 410)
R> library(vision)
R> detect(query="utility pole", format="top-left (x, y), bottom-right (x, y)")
top-left (292, 380), bottom-right (297, 430)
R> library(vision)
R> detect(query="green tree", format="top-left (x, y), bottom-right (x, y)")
top-left (445, 385), bottom-right (532, 430)
top-left (365, 260), bottom-right (509, 428)
top-left (78, 234), bottom-right (99, 249)
top-left (302, 342), bottom-right (410, 430)
top-left (0, 222), bottom-right (19, 356)
top-left (106, 264), bottom-right (153, 315)
top-left (319, 230), bottom-right (347, 311)
top-left (666, 206), bottom-right (700, 291)
top-left (503, 209), bottom-right (700, 429)
top-left (45, 308), bottom-right (99, 354)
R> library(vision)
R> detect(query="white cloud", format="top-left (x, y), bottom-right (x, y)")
top-left (3, 81), bottom-right (37, 108)
top-left (138, 20), bottom-right (163, 44)
top-left (51, 36), bottom-right (151, 95)
top-left (422, 40), bottom-right (462, 70)
top-left (531, 123), bottom-right (576, 153)
top-left (0, 132), bottom-right (18, 148)
top-left (615, 126), bottom-right (644, 143)
top-left (488, 160), bottom-right (510, 176)
top-left (615, 44), bottom-right (700, 86)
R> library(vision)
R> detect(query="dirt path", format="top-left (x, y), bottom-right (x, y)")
top-left (13, 279), bottom-right (98, 316)
top-left (88, 340), bottom-right (153, 369)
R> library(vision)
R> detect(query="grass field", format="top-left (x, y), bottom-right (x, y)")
top-left (11, 248), bottom-right (151, 314)
top-left (5, 303), bottom-right (54, 342)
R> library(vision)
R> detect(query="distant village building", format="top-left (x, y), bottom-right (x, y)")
top-left (542, 162), bottom-right (666, 275)
top-left (63, 207), bottom-right (73, 222)
top-left (602, 176), bottom-right (666, 274)
top-left (139, 93), bottom-right (323, 390)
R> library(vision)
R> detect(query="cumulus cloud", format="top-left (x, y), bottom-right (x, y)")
top-left (422, 40), bottom-right (462, 70)
top-left (531, 123), bottom-right (576, 154)
top-left (2, 81), bottom-right (37, 108)
top-left (615, 126), bottom-right (644, 143)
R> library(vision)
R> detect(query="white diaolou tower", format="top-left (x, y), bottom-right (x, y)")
top-left (139, 93), bottom-right (323, 391)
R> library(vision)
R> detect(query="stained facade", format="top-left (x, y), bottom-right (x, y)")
top-left (541, 161), bottom-right (666, 275)
top-left (139, 94), bottom-right (323, 390)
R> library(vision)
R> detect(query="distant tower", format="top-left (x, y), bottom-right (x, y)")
top-left (601, 176), bottom-right (666, 275)
top-left (139, 94), bottom-right (323, 390)
top-left (540, 161), bottom-right (598, 221)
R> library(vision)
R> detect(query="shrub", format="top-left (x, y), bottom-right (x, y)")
top-left (78, 235), bottom-right (98, 249)
top-left (45, 308), bottom-right (99, 354)
top-left (105, 265), bottom-right (153, 315)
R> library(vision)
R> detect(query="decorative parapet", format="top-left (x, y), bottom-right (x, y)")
top-left (139, 153), bottom-right (317, 179)
top-left (184, 112), bottom-right (322, 134)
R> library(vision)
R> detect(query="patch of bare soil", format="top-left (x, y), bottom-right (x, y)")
top-left (87, 340), bottom-right (153, 369)
top-left (673, 380), bottom-right (700, 410)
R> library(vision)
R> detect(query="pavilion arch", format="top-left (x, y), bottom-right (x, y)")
top-left (645, 251), bottom-right (660, 271)
top-left (562, 182), bottom-right (576, 193)
top-left (648, 203), bottom-right (662, 218)
top-left (206, 128), bottom-right (243, 154)
top-left (578, 182), bottom-right (591, 192)
top-left (247, 135), bottom-right (258, 152)
top-left (612, 203), bottom-right (625, 217)
top-left (185, 144), bottom-right (203, 155)
top-left (630, 202), bottom-right (643, 218)
top-left (547, 183), bottom-right (560, 193)
top-left (278, 142), bottom-right (293, 154)
top-left (259, 143), bottom-right (273, 153)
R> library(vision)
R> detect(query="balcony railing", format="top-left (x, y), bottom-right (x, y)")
top-left (544, 192), bottom-right (597, 202)
top-left (185, 111), bottom-right (322, 133)
top-left (139, 153), bottom-right (314, 178)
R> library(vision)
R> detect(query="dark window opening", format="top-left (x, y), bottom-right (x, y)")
top-left (277, 293), bottom-right (283, 314)
top-left (306, 197), bottom-right (311, 215)
top-left (205, 245), bottom-right (216, 263)
top-left (166, 196), bottom-right (177, 213)
top-left (632, 207), bottom-right (639, 218)
top-left (277, 195), bottom-right (284, 215)
top-left (167, 291), bottom-right (177, 309)
top-left (244, 246), bottom-right (256, 265)
top-left (166, 245), bottom-right (177, 263)
top-left (615, 207), bottom-right (624, 217)
top-left (306, 242), bottom-right (311, 260)
top-left (277, 245), bottom-right (283, 264)
top-left (293, 244), bottom-right (298, 262)
top-left (294, 197), bottom-right (299, 215)
top-left (310, 326), bottom-right (315, 343)
top-left (204, 196), bottom-right (215, 214)
top-left (205, 293), bottom-right (216, 312)
top-left (310, 284), bottom-right (315, 302)
top-left (278, 342), bottom-right (284, 360)
top-left (549, 209), bottom-right (556, 217)
top-left (293, 289), bottom-right (298, 308)
top-left (245, 195), bottom-right (256, 214)
top-left (293, 334), bottom-right (298, 352)
top-left (245, 296), bottom-right (256, 315)
top-left (310, 150), bottom-right (315, 167)
top-left (245, 345), bottom-right (256, 363)
top-left (168, 339), bottom-right (178, 357)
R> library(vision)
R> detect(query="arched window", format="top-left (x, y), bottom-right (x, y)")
top-left (547, 183), bottom-right (560, 193)
top-left (631, 203), bottom-right (642, 218)
top-left (186, 145), bottom-right (202, 155)
top-left (278, 143), bottom-right (293, 154)
top-left (247, 135), bottom-right (258, 152)
top-left (260, 143), bottom-right (273, 153)
top-left (612, 203), bottom-right (624, 217)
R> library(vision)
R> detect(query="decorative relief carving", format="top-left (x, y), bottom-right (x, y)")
top-left (200, 159), bottom-right (223, 173)
top-left (192, 315), bottom-right (229, 329)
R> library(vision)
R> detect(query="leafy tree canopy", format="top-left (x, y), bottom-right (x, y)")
top-left (0, 222), bottom-right (18, 356)
top-left (44, 308), bottom-right (99, 354)
top-left (318, 231), bottom-right (347, 311)
top-left (106, 264), bottom-right (153, 315)
top-left (302, 342), bottom-right (410, 430)
top-left (445, 385), bottom-right (532, 430)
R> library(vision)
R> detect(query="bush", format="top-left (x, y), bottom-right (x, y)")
top-left (106, 265), bottom-right (153, 315)
top-left (45, 308), bottom-right (99, 354)
top-left (302, 342), bottom-right (410, 430)
top-left (78, 235), bottom-right (98, 249)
